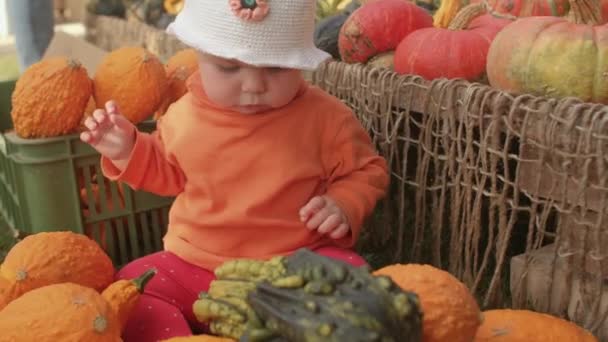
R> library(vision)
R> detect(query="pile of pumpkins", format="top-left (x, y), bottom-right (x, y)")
top-left (316, 0), bottom-right (608, 104)
top-left (0, 230), bottom-right (598, 341)
top-left (10, 46), bottom-right (199, 139)
top-left (9, 46), bottom-right (199, 230)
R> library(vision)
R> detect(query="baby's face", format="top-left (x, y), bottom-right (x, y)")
top-left (197, 53), bottom-right (304, 114)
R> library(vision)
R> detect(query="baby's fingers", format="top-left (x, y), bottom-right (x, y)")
top-left (105, 100), bottom-right (119, 115)
top-left (329, 224), bottom-right (350, 239)
top-left (299, 196), bottom-right (326, 221)
top-left (83, 116), bottom-right (99, 131)
top-left (80, 131), bottom-right (93, 144)
top-left (317, 214), bottom-right (342, 234)
top-left (79, 128), bottom-right (103, 145)
top-left (109, 113), bottom-right (134, 133)
top-left (92, 109), bottom-right (111, 129)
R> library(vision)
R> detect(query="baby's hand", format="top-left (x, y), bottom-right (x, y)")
top-left (80, 101), bottom-right (136, 165)
top-left (299, 195), bottom-right (350, 239)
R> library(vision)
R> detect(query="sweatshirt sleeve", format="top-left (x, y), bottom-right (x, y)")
top-left (323, 110), bottom-right (389, 247)
top-left (101, 119), bottom-right (186, 197)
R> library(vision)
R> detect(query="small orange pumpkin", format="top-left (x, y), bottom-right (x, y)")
top-left (93, 47), bottom-right (168, 124)
top-left (155, 48), bottom-right (199, 119)
top-left (374, 264), bottom-right (482, 342)
top-left (0, 269), bottom-right (155, 342)
top-left (0, 231), bottom-right (115, 310)
top-left (474, 309), bottom-right (598, 341)
top-left (11, 57), bottom-right (92, 138)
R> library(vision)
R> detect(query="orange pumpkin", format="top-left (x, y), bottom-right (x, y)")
top-left (93, 47), bottom-right (168, 124)
top-left (0, 269), bottom-right (155, 342)
top-left (338, 0), bottom-right (433, 63)
top-left (486, 0), bottom-right (607, 103)
top-left (102, 269), bottom-right (156, 331)
top-left (11, 57), bottom-right (92, 138)
top-left (155, 48), bottom-right (199, 119)
top-left (474, 309), bottom-right (599, 341)
top-left (166, 48), bottom-right (199, 101)
top-left (374, 264), bottom-right (482, 342)
top-left (0, 231), bottom-right (115, 310)
top-left (396, 2), bottom-right (513, 81)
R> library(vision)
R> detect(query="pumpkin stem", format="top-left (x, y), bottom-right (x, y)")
top-left (447, 2), bottom-right (488, 30)
top-left (133, 268), bottom-right (157, 293)
top-left (433, 0), bottom-right (464, 28)
top-left (567, 0), bottom-right (601, 24)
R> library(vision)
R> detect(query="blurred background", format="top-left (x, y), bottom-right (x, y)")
top-left (0, 0), bottom-right (358, 80)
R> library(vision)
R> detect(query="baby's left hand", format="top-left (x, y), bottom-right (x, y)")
top-left (299, 195), bottom-right (350, 239)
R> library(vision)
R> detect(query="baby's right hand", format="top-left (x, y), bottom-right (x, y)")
top-left (80, 101), bottom-right (136, 165)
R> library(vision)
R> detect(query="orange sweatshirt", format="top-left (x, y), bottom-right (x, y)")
top-left (102, 72), bottom-right (389, 270)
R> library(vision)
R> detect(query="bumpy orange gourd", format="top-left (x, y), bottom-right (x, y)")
top-left (0, 269), bottom-right (155, 342)
top-left (374, 264), bottom-right (482, 342)
top-left (155, 48), bottom-right (199, 119)
top-left (486, 0), bottom-right (608, 103)
top-left (0, 231), bottom-right (115, 310)
top-left (165, 49), bottom-right (199, 102)
top-left (93, 47), bottom-right (168, 124)
top-left (161, 335), bottom-right (236, 341)
top-left (10, 57), bottom-right (92, 138)
top-left (474, 309), bottom-right (599, 341)
top-left (101, 269), bottom-right (156, 331)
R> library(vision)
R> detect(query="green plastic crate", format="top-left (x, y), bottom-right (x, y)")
top-left (0, 120), bottom-right (175, 266)
top-left (0, 79), bottom-right (16, 131)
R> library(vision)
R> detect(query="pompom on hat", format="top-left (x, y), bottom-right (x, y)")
top-left (166, 0), bottom-right (332, 70)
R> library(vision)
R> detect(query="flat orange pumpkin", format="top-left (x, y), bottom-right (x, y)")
top-left (93, 46), bottom-right (168, 124)
top-left (374, 263), bottom-right (482, 342)
top-left (0, 270), bottom-right (155, 342)
top-left (474, 309), bottom-right (598, 341)
top-left (155, 48), bottom-right (199, 119)
top-left (0, 231), bottom-right (115, 310)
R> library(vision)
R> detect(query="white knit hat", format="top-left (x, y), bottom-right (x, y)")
top-left (166, 0), bottom-right (331, 70)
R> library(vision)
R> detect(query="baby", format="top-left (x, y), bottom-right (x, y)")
top-left (80, 0), bottom-right (389, 340)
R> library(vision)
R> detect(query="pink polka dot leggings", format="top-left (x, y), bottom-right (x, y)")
top-left (116, 247), bottom-right (367, 341)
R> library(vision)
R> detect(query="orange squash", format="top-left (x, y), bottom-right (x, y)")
top-left (155, 48), bottom-right (199, 119)
top-left (0, 231), bottom-right (115, 310)
top-left (0, 269), bottom-right (155, 342)
top-left (395, 2), bottom-right (512, 81)
top-left (93, 47), bottom-right (168, 124)
top-left (374, 264), bottom-right (482, 342)
top-left (166, 48), bottom-right (198, 101)
top-left (101, 269), bottom-right (156, 331)
top-left (11, 57), bottom-right (92, 138)
top-left (474, 309), bottom-right (599, 341)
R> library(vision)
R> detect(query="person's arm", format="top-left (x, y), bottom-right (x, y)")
top-left (322, 111), bottom-right (389, 246)
top-left (101, 129), bottom-right (186, 197)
